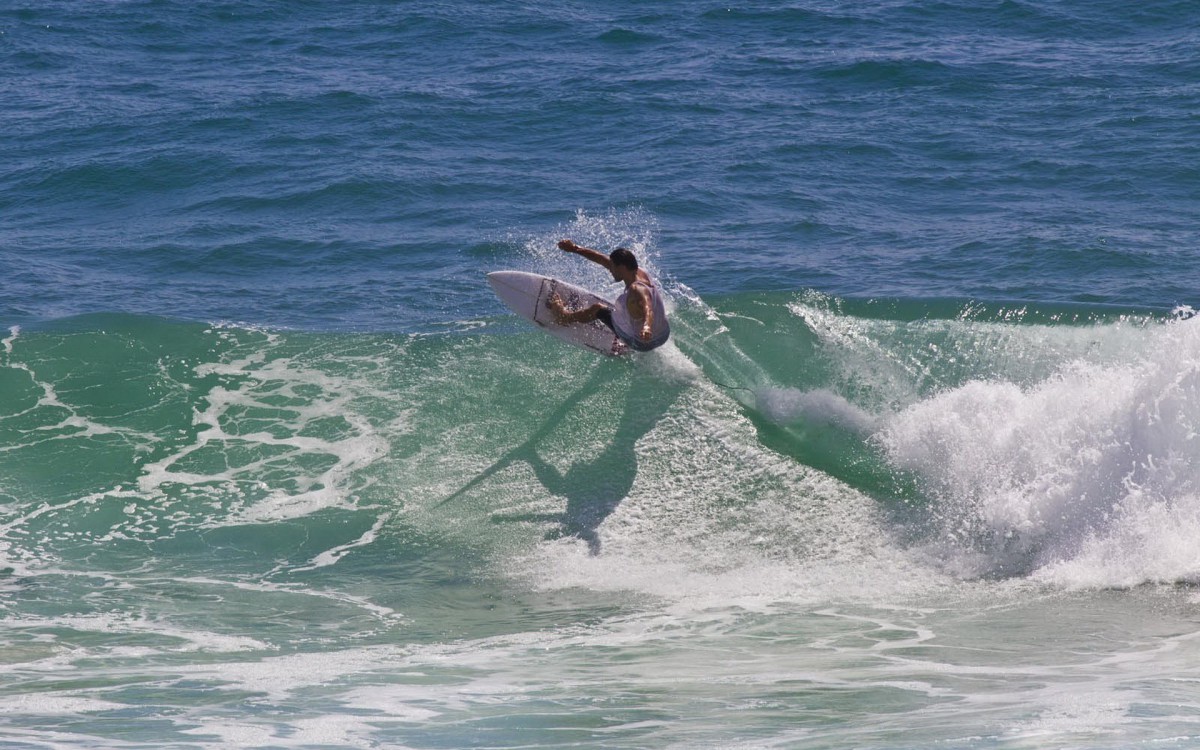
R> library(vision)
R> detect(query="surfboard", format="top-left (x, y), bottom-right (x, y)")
top-left (487, 271), bottom-right (627, 356)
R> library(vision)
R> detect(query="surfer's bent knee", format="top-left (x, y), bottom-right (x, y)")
top-left (594, 306), bottom-right (616, 332)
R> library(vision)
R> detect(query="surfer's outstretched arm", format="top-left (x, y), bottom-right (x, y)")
top-left (559, 239), bottom-right (613, 271)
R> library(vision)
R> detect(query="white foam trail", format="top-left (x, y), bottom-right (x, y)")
top-left (161, 574), bottom-right (404, 622)
top-left (5, 613), bottom-right (268, 653)
top-left (293, 513), bottom-right (390, 572)
top-left (2, 324), bottom-right (18, 355)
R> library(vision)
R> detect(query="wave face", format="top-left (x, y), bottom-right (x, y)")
top-left (4, 300), bottom-right (1197, 593)
top-left (4, 300), bottom-right (1200, 747)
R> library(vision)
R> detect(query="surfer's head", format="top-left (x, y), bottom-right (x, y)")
top-left (609, 247), bottom-right (638, 272)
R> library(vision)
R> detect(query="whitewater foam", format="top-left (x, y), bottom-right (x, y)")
top-left (136, 331), bottom-right (391, 527)
top-left (879, 316), bottom-right (1200, 585)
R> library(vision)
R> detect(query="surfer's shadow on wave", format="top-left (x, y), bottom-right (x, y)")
top-left (487, 364), bottom-right (685, 555)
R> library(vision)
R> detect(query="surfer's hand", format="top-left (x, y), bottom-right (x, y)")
top-left (558, 239), bottom-right (578, 253)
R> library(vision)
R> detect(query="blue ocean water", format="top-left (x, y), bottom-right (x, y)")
top-left (5, 2), bottom-right (1200, 748)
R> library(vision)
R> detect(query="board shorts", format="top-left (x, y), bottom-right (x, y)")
top-left (595, 307), bottom-right (670, 352)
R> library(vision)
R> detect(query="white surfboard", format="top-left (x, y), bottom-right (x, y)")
top-left (487, 271), bottom-right (627, 356)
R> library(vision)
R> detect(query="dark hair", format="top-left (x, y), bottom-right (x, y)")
top-left (609, 247), bottom-right (638, 271)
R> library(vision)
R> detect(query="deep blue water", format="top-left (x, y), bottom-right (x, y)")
top-left (5, 2), bottom-right (1200, 748)
top-left (6, 0), bottom-right (1199, 330)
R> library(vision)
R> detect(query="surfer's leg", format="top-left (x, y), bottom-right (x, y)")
top-left (593, 307), bottom-right (616, 333)
top-left (547, 293), bottom-right (609, 326)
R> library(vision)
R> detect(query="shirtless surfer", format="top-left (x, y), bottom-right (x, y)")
top-left (547, 239), bottom-right (670, 352)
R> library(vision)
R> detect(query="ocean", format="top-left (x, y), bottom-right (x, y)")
top-left (4, 1), bottom-right (1200, 747)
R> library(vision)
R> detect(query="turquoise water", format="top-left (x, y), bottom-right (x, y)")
top-left (5, 2), bottom-right (1200, 748)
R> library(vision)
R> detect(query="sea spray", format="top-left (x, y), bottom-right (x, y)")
top-left (755, 386), bottom-right (878, 435)
top-left (511, 207), bottom-right (664, 295)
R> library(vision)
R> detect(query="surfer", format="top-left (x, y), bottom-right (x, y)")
top-left (547, 239), bottom-right (670, 352)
